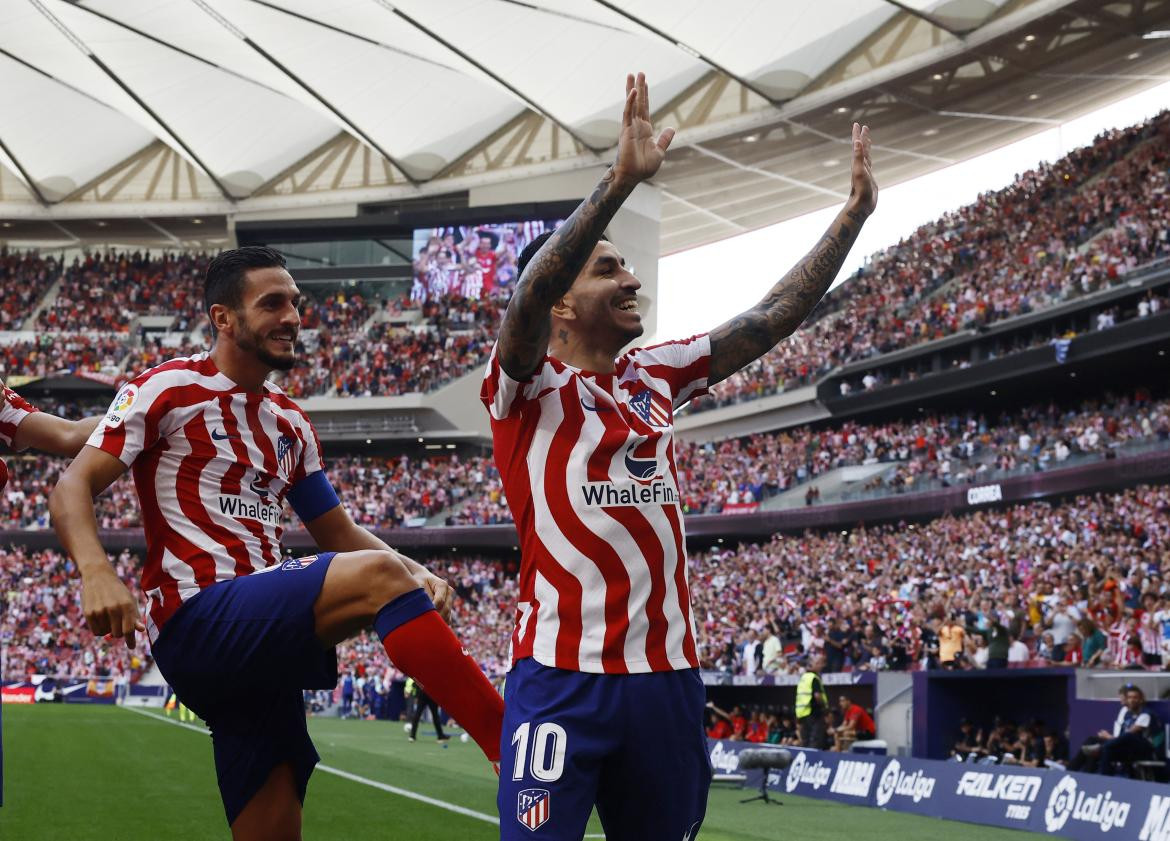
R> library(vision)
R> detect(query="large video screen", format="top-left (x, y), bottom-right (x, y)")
top-left (410, 219), bottom-right (562, 301)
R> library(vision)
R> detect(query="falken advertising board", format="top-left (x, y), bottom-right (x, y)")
top-left (708, 740), bottom-right (1170, 840)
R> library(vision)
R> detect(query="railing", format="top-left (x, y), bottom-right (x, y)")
top-left (838, 437), bottom-right (1170, 504)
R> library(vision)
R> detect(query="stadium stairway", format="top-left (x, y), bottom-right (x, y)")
top-left (759, 462), bottom-right (894, 511)
top-left (21, 270), bottom-right (65, 330)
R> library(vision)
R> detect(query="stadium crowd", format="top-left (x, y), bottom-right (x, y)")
top-left (686, 109), bottom-right (1170, 412)
top-left (35, 251), bottom-right (208, 333)
top-left (5, 111), bottom-right (1165, 402)
top-left (0, 545), bottom-right (149, 681)
top-left (677, 390), bottom-right (1170, 513)
top-left (0, 335), bottom-right (127, 380)
top-left (0, 388), bottom-right (1164, 531)
top-left (7, 473), bottom-right (1170, 690)
top-left (0, 249), bottom-right (61, 331)
top-left (692, 483), bottom-right (1170, 677)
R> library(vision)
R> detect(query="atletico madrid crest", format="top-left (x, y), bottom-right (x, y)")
top-left (280, 555), bottom-right (318, 571)
top-left (277, 434), bottom-right (296, 475)
top-left (517, 788), bottom-right (551, 831)
top-left (628, 389), bottom-right (671, 427)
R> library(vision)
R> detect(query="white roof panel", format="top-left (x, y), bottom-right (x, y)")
top-left (0, 53), bottom-right (155, 200)
top-left (54, 0), bottom-right (338, 196)
top-left (614, 0), bottom-right (901, 99)
top-left (392, 0), bottom-right (709, 147)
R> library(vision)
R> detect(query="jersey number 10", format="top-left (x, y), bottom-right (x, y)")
top-left (510, 721), bottom-right (567, 782)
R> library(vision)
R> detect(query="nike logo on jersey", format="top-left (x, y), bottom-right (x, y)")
top-left (580, 398), bottom-right (612, 412)
top-left (211, 428), bottom-right (239, 440)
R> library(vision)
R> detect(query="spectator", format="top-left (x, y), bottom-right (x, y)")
top-left (1068, 685), bottom-right (1158, 775)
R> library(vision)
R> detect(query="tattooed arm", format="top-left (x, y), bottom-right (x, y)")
top-left (707, 123), bottom-right (878, 386)
top-left (496, 72), bottom-right (675, 380)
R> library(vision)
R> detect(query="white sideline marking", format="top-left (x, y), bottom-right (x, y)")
top-left (123, 707), bottom-right (498, 825)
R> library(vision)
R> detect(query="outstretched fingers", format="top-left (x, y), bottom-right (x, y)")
top-left (656, 126), bottom-right (676, 153)
top-left (637, 71), bottom-right (650, 121)
top-left (622, 75), bottom-right (636, 128)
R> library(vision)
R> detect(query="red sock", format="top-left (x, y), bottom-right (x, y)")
top-left (377, 592), bottom-right (503, 761)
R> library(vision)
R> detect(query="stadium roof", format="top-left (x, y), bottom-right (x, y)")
top-left (1, 0), bottom-right (1169, 253)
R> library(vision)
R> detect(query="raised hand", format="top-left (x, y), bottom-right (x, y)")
top-left (849, 122), bottom-right (878, 217)
top-left (613, 72), bottom-right (676, 187)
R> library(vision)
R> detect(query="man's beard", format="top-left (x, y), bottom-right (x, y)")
top-left (234, 324), bottom-right (296, 371)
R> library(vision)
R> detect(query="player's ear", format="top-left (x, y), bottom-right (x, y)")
top-left (209, 303), bottom-right (234, 336)
top-left (551, 295), bottom-right (576, 321)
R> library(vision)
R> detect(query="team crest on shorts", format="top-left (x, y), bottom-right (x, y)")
top-left (516, 788), bottom-right (550, 831)
top-left (280, 555), bottom-right (318, 571)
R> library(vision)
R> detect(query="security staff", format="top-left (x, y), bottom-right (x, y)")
top-left (796, 655), bottom-right (829, 749)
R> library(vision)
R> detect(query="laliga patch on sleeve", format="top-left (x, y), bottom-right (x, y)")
top-left (105, 383), bottom-right (138, 426)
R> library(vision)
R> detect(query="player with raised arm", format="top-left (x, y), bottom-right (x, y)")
top-left (50, 247), bottom-right (504, 841)
top-left (483, 72), bottom-right (877, 839)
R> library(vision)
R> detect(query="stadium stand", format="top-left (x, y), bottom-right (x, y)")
top-left (685, 110), bottom-right (1170, 412)
top-left (0, 249), bottom-right (61, 331)
top-left (1, 545), bottom-right (150, 682)
top-left (7, 480), bottom-right (1167, 685)
top-left (0, 388), bottom-right (1164, 530)
top-left (1, 112), bottom-right (1164, 404)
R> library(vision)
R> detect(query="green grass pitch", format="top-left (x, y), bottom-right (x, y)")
top-left (0, 704), bottom-right (1044, 840)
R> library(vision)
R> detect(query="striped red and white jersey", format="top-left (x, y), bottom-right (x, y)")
top-left (0, 387), bottom-right (37, 449)
top-left (481, 334), bottom-right (710, 674)
top-left (86, 352), bottom-right (325, 642)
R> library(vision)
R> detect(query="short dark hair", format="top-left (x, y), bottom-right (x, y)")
top-left (204, 246), bottom-right (287, 320)
top-left (516, 230), bottom-right (555, 280)
top-left (515, 229), bottom-right (612, 282)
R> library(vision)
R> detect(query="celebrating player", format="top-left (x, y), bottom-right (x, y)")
top-left (482, 72), bottom-right (877, 839)
top-left (51, 247), bottom-right (504, 841)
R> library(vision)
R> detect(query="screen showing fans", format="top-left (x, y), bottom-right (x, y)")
top-left (410, 220), bottom-right (562, 301)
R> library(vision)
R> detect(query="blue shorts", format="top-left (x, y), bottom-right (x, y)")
top-left (497, 658), bottom-right (710, 840)
top-left (151, 553), bottom-right (338, 826)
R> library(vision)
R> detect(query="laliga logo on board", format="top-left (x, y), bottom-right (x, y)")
top-left (874, 759), bottom-right (937, 807)
top-left (785, 751), bottom-right (831, 793)
top-left (1043, 775), bottom-right (1131, 834)
top-left (708, 742), bottom-right (740, 775)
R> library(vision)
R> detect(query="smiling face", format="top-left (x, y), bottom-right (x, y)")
top-left (223, 266), bottom-right (302, 371)
top-left (554, 240), bottom-right (642, 351)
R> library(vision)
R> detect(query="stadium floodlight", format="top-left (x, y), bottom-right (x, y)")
top-left (1142, 30), bottom-right (1170, 38)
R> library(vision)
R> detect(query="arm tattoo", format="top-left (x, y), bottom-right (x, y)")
top-left (708, 208), bottom-right (867, 386)
top-left (497, 169), bottom-right (633, 379)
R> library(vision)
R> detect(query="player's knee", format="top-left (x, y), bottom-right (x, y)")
top-left (356, 550), bottom-right (418, 616)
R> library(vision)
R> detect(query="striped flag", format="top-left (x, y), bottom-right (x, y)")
top-left (1052, 338), bottom-right (1072, 364)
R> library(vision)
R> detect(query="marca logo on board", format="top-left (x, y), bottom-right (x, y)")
top-left (874, 759), bottom-right (937, 807)
top-left (785, 751), bottom-right (832, 793)
top-left (830, 760), bottom-right (875, 798)
top-left (1140, 794), bottom-right (1170, 841)
top-left (966, 483), bottom-right (1003, 505)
